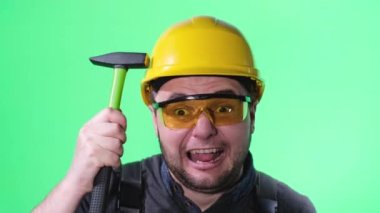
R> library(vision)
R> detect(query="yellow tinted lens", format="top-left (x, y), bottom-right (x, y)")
top-left (160, 98), bottom-right (247, 129)
top-left (209, 99), bottom-right (245, 126)
top-left (161, 101), bottom-right (197, 129)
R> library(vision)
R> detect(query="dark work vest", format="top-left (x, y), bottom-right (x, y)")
top-left (77, 155), bottom-right (316, 213)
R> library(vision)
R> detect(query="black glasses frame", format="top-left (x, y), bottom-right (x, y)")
top-left (152, 93), bottom-right (251, 109)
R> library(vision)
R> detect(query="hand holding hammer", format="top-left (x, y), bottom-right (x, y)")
top-left (89, 52), bottom-right (149, 213)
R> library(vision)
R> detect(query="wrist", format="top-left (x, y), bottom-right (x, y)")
top-left (62, 172), bottom-right (93, 197)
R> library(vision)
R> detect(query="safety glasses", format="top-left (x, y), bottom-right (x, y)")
top-left (152, 93), bottom-right (251, 129)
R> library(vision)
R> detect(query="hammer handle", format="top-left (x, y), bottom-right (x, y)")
top-left (88, 167), bottom-right (112, 213)
top-left (89, 67), bottom-right (127, 213)
top-left (109, 67), bottom-right (127, 109)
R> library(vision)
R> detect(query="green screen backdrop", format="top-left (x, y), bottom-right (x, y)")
top-left (1, 0), bottom-right (379, 212)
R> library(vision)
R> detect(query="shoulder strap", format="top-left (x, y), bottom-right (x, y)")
top-left (118, 161), bottom-right (143, 213)
top-left (256, 171), bottom-right (278, 213)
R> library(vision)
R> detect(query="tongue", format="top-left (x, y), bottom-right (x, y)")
top-left (190, 152), bottom-right (220, 162)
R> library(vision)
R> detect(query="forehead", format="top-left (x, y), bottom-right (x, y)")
top-left (155, 76), bottom-right (247, 102)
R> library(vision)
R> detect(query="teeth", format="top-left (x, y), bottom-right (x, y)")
top-left (190, 148), bottom-right (221, 154)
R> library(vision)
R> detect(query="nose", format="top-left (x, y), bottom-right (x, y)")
top-left (191, 112), bottom-right (217, 139)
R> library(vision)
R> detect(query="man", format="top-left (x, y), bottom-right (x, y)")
top-left (34, 16), bottom-right (316, 212)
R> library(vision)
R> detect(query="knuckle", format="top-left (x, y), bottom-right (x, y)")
top-left (110, 155), bottom-right (120, 166)
top-left (114, 138), bottom-right (123, 145)
top-left (118, 124), bottom-right (126, 133)
top-left (79, 125), bottom-right (88, 135)
top-left (114, 142), bottom-right (123, 156)
top-left (103, 107), bottom-right (113, 114)
top-left (110, 139), bottom-right (123, 155)
top-left (79, 125), bottom-right (95, 140)
top-left (121, 114), bottom-right (127, 125)
top-left (79, 133), bottom-right (92, 144)
top-left (119, 146), bottom-right (124, 156)
top-left (120, 134), bottom-right (126, 143)
top-left (117, 131), bottom-right (126, 143)
top-left (101, 108), bottom-right (113, 119)
top-left (112, 123), bottom-right (124, 133)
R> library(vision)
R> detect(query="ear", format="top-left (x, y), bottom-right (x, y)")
top-left (148, 105), bottom-right (159, 137)
top-left (249, 103), bottom-right (257, 134)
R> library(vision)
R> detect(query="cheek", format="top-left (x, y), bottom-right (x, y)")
top-left (219, 122), bottom-right (251, 148)
top-left (157, 121), bottom-right (189, 154)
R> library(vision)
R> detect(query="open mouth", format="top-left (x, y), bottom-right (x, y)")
top-left (187, 148), bottom-right (224, 163)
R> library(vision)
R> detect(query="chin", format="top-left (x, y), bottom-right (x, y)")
top-left (173, 161), bottom-right (243, 194)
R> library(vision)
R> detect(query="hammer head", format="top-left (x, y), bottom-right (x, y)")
top-left (90, 52), bottom-right (149, 68)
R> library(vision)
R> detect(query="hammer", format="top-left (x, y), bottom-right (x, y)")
top-left (88, 52), bottom-right (149, 213)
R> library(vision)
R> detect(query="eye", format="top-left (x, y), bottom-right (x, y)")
top-left (174, 108), bottom-right (190, 116)
top-left (215, 105), bottom-right (232, 113)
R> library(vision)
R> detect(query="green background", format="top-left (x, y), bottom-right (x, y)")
top-left (1, 0), bottom-right (379, 212)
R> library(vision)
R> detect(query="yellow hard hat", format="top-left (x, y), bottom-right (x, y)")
top-left (141, 16), bottom-right (264, 105)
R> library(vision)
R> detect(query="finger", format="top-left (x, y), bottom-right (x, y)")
top-left (87, 108), bottom-right (127, 129)
top-left (84, 122), bottom-right (126, 143)
top-left (95, 135), bottom-right (124, 157)
top-left (93, 147), bottom-right (121, 168)
top-left (80, 133), bottom-right (124, 157)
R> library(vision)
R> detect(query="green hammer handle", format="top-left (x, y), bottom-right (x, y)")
top-left (109, 67), bottom-right (127, 109)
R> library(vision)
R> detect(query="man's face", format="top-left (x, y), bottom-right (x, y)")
top-left (151, 76), bottom-right (255, 193)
